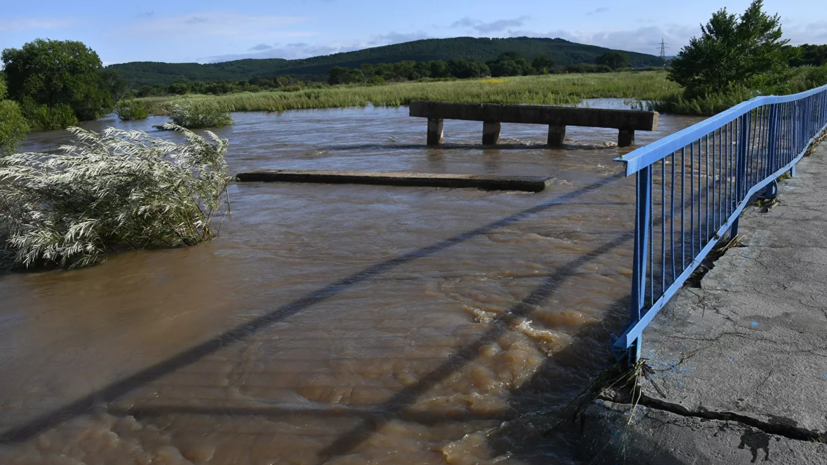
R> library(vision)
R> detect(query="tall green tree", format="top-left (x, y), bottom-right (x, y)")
top-left (532, 55), bottom-right (556, 73)
top-left (595, 51), bottom-right (629, 70)
top-left (98, 68), bottom-right (130, 103)
top-left (2, 39), bottom-right (113, 122)
top-left (487, 52), bottom-right (533, 77)
top-left (669, 0), bottom-right (789, 98)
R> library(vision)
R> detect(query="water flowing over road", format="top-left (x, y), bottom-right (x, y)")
top-left (0, 103), bottom-right (701, 464)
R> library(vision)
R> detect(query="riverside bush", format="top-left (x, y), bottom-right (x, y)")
top-left (0, 125), bottom-right (230, 269)
top-left (168, 100), bottom-right (233, 128)
top-left (21, 101), bottom-right (79, 130)
top-left (0, 78), bottom-right (29, 156)
top-left (115, 100), bottom-right (150, 121)
top-left (0, 100), bottom-right (28, 156)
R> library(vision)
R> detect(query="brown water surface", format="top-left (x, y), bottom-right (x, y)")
top-left (0, 103), bottom-right (702, 464)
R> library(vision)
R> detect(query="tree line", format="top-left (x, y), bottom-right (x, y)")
top-left (327, 51), bottom-right (634, 85)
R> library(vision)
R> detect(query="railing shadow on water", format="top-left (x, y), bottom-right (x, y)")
top-left (0, 171), bottom-right (628, 445)
top-left (612, 84), bottom-right (827, 363)
top-left (106, 237), bottom-right (634, 465)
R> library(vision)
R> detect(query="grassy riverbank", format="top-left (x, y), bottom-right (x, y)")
top-left (138, 71), bottom-right (681, 114)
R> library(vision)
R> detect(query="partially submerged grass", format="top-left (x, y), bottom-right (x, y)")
top-left (115, 99), bottom-right (150, 121)
top-left (168, 100), bottom-right (234, 128)
top-left (648, 86), bottom-right (757, 116)
top-left (138, 71), bottom-right (681, 114)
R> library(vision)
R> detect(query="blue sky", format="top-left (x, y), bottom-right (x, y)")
top-left (1, 0), bottom-right (825, 65)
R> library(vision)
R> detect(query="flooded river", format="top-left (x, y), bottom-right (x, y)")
top-left (0, 103), bottom-right (701, 464)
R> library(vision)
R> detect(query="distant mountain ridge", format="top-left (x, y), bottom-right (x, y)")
top-left (109, 37), bottom-right (664, 88)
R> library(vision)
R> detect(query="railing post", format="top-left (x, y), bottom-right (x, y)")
top-left (628, 165), bottom-right (652, 362)
top-left (732, 112), bottom-right (749, 239)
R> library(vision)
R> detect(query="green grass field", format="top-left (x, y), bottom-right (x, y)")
top-left (139, 71), bottom-right (682, 114)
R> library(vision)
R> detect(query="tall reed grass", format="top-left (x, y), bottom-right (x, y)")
top-left (139, 71), bottom-right (681, 114)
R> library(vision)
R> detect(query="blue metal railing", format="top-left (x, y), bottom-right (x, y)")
top-left (612, 84), bottom-right (827, 362)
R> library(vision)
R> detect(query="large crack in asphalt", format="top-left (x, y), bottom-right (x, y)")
top-left (627, 393), bottom-right (827, 443)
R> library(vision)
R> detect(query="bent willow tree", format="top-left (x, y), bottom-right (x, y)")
top-left (0, 125), bottom-right (231, 269)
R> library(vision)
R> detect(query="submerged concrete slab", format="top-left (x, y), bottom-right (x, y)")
top-left (235, 170), bottom-right (552, 192)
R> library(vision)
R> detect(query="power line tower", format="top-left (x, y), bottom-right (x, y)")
top-left (658, 39), bottom-right (669, 66)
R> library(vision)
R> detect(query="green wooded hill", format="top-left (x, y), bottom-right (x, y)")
top-left (109, 37), bottom-right (664, 88)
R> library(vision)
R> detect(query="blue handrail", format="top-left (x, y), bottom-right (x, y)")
top-left (612, 84), bottom-right (827, 362)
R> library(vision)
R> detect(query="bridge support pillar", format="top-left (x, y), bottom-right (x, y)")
top-left (427, 118), bottom-right (444, 146)
top-left (618, 129), bottom-right (635, 147)
top-left (482, 121), bottom-right (501, 145)
top-left (548, 125), bottom-right (566, 146)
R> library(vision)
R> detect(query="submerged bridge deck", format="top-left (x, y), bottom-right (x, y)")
top-left (409, 100), bottom-right (659, 147)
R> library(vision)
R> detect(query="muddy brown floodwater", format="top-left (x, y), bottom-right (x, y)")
top-left (0, 102), bottom-right (702, 465)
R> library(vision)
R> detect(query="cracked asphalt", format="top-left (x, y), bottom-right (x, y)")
top-left (580, 140), bottom-right (827, 464)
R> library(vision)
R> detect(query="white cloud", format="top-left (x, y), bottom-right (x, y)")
top-left (509, 20), bottom-right (827, 55)
top-left (249, 43), bottom-right (274, 51)
top-left (120, 12), bottom-right (312, 40)
top-left (0, 17), bottom-right (78, 32)
top-left (587, 8), bottom-right (610, 16)
top-left (206, 31), bottom-right (431, 62)
top-left (506, 25), bottom-right (698, 55)
top-left (205, 42), bottom-right (361, 62)
top-left (783, 20), bottom-right (827, 45)
top-left (367, 31), bottom-right (430, 46)
top-left (451, 16), bottom-right (530, 34)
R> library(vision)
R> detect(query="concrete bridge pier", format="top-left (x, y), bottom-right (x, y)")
top-left (618, 129), bottom-right (635, 147)
top-left (548, 125), bottom-right (566, 146)
top-left (427, 118), bottom-right (444, 146)
top-left (410, 101), bottom-right (658, 148)
top-left (482, 121), bottom-right (501, 145)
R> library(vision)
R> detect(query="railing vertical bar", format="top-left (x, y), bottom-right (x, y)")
top-left (681, 147), bottom-right (686, 272)
top-left (697, 139), bottom-right (702, 251)
top-left (785, 103), bottom-right (791, 164)
top-left (649, 169), bottom-right (654, 308)
top-left (661, 160), bottom-right (666, 296)
top-left (727, 121), bottom-right (732, 217)
top-left (670, 152), bottom-right (676, 283)
top-left (631, 167), bottom-right (649, 321)
top-left (768, 104), bottom-right (778, 178)
top-left (767, 104), bottom-right (772, 175)
top-left (690, 142), bottom-right (695, 258)
top-left (712, 129), bottom-right (717, 231)
top-left (744, 110), bottom-right (758, 189)
top-left (766, 105), bottom-right (773, 179)
top-left (705, 135), bottom-right (710, 244)
top-left (715, 127), bottom-right (725, 226)
top-left (756, 106), bottom-right (764, 183)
